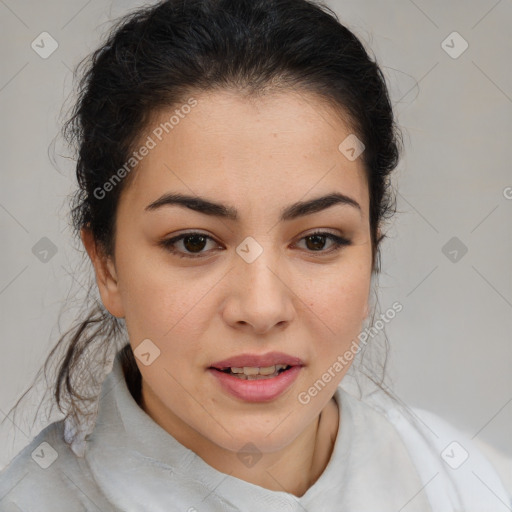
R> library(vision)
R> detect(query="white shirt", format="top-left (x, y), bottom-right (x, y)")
top-left (0, 349), bottom-right (510, 511)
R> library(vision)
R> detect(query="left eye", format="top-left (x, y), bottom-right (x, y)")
top-left (295, 231), bottom-right (351, 254)
top-left (159, 231), bottom-right (351, 259)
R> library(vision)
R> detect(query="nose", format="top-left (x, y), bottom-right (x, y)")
top-left (221, 247), bottom-right (295, 335)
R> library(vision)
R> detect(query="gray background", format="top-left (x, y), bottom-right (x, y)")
top-left (1, 0), bottom-right (511, 471)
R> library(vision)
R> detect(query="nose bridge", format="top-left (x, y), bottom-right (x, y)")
top-left (225, 234), bottom-right (294, 331)
top-left (237, 234), bottom-right (283, 295)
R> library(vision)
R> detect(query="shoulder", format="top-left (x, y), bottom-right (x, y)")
top-left (471, 436), bottom-right (512, 497)
top-left (410, 406), bottom-right (512, 494)
top-left (406, 405), bottom-right (511, 480)
top-left (359, 390), bottom-right (512, 510)
top-left (0, 420), bottom-right (115, 512)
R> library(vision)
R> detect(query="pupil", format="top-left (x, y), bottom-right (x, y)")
top-left (184, 235), bottom-right (207, 253)
top-left (306, 235), bottom-right (326, 251)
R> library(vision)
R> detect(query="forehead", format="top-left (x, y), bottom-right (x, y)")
top-left (119, 89), bottom-right (369, 220)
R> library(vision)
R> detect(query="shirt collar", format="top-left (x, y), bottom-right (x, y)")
top-left (83, 348), bottom-right (351, 511)
top-left (83, 348), bottom-right (434, 512)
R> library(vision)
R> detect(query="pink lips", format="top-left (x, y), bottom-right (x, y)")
top-left (210, 351), bottom-right (304, 369)
top-left (208, 351), bottom-right (304, 402)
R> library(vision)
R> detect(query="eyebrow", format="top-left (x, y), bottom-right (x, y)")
top-left (145, 192), bottom-right (361, 221)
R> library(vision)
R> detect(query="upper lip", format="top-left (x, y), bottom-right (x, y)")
top-left (210, 351), bottom-right (304, 369)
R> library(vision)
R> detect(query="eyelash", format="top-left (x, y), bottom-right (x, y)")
top-left (159, 230), bottom-right (352, 259)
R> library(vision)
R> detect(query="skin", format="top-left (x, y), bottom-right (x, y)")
top-left (82, 89), bottom-right (374, 497)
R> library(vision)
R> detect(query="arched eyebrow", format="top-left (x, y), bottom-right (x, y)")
top-left (145, 192), bottom-right (361, 221)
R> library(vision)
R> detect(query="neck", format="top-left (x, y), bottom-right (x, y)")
top-left (140, 384), bottom-right (340, 497)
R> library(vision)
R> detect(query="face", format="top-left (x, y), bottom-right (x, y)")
top-left (86, 89), bottom-right (373, 456)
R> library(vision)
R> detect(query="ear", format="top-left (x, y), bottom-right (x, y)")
top-left (81, 226), bottom-right (125, 318)
top-left (363, 226), bottom-right (380, 320)
top-left (376, 226), bottom-right (382, 244)
top-left (363, 301), bottom-right (369, 319)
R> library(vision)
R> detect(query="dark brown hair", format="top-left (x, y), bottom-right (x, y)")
top-left (4, 0), bottom-right (403, 443)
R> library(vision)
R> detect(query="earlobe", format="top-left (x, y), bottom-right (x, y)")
top-left (80, 227), bottom-right (125, 318)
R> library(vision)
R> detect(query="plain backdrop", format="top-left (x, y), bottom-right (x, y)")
top-left (0, 0), bottom-right (511, 470)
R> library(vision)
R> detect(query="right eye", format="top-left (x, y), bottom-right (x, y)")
top-left (158, 231), bottom-right (223, 259)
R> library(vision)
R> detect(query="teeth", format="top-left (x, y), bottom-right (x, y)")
top-left (220, 364), bottom-right (290, 378)
top-left (241, 365), bottom-right (287, 376)
top-left (243, 366), bottom-right (261, 376)
top-left (258, 365), bottom-right (276, 376)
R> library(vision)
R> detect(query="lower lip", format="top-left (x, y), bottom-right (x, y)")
top-left (208, 366), bottom-right (302, 402)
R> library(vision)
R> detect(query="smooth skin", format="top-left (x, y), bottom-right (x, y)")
top-left (82, 88), bottom-right (374, 497)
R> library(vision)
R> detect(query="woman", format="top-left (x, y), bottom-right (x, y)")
top-left (0, 0), bottom-right (510, 510)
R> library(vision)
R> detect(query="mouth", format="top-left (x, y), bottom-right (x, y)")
top-left (208, 352), bottom-right (304, 402)
top-left (209, 351), bottom-right (304, 376)
top-left (212, 364), bottom-right (293, 380)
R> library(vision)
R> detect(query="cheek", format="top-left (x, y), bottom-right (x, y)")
top-left (295, 262), bottom-right (371, 399)
top-left (121, 279), bottom-right (204, 344)
top-left (114, 249), bottom-right (178, 337)
top-left (116, 255), bottom-right (216, 357)
top-left (304, 262), bottom-right (370, 329)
